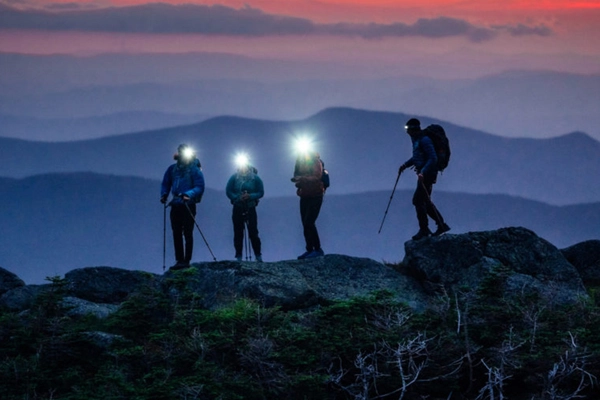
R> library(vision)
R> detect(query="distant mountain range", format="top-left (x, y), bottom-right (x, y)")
top-left (1, 51), bottom-right (599, 139)
top-left (0, 173), bottom-right (598, 284)
top-left (0, 111), bottom-right (209, 142)
top-left (0, 108), bottom-right (599, 205)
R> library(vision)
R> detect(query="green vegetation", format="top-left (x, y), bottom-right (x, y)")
top-left (1, 271), bottom-right (599, 399)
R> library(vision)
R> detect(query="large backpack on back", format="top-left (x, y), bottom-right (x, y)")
top-left (423, 124), bottom-right (451, 172)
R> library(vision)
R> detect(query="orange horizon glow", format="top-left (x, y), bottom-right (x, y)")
top-left (31, 0), bottom-right (600, 12)
top-left (22, 0), bottom-right (600, 27)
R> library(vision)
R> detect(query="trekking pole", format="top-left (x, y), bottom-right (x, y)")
top-left (241, 193), bottom-right (252, 261)
top-left (378, 170), bottom-right (402, 234)
top-left (163, 203), bottom-right (167, 272)
top-left (183, 201), bottom-right (218, 262)
top-left (243, 217), bottom-right (251, 261)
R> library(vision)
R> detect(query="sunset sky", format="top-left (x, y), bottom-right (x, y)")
top-left (1, 0), bottom-right (599, 78)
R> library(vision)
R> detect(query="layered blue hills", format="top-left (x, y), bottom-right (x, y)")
top-left (0, 108), bottom-right (599, 205)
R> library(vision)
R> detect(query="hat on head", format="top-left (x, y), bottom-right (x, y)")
top-left (405, 118), bottom-right (421, 132)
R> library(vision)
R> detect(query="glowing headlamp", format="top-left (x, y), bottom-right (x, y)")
top-left (294, 136), bottom-right (313, 155)
top-left (180, 146), bottom-right (195, 161)
top-left (235, 152), bottom-right (250, 168)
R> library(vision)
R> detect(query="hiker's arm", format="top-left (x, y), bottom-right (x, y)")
top-left (250, 176), bottom-right (264, 201)
top-left (400, 158), bottom-right (414, 173)
top-left (160, 165), bottom-right (173, 199)
top-left (225, 175), bottom-right (237, 201)
top-left (185, 167), bottom-right (205, 199)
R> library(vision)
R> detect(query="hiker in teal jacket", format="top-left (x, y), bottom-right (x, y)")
top-left (226, 161), bottom-right (264, 262)
top-left (160, 144), bottom-right (205, 269)
top-left (399, 118), bottom-right (450, 240)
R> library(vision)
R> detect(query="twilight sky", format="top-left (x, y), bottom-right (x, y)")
top-left (1, 0), bottom-right (599, 79)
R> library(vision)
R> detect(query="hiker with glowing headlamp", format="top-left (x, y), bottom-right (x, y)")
top-left (226, 153), bottom-right (264, 262)
top-left (399, 118), bottom-right (450, 241)
top-left (160, 144), bottom-right (205, 270)
top-left (291, 137), bottom-right (327, 259)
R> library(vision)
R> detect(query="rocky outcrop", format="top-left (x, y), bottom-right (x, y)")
top-left (0, 284), bottom-right (52, 310)
top-left (0, 228), bottom-right (595, 315)
top-left (163, 254), bottom-right (426, 311)
top-left (61, 297), bottom-right (119, 319)
top-left (402, 227), bottom-right (586, 305)
top-left (64, 266), bottom-right (161, 304)
top-left (0, 266), bottom-right (25, 296)
top-left (561, 240), bottom-right (600, 287)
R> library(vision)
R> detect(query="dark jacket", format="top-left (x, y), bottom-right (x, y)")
top-left (226, 167), bottom-right (264, 208)
top-left (161, 161), bottom-right (205, 205)
top-left (403, 133), bottom-right (438, 176)
top-left (293, 153), bottom-right (324, 197)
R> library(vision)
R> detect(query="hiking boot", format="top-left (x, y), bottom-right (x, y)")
top-left (305, 249), bottom-right (325, 258)
top-left (169, 261), bottom-right (190, 271)
top-left (433, 223), bottom-right (451, 237)
top-left (235, 256), bottom-right (242, 262)
top-left (411, 228), bottom-right (432, 241)
top-left (297, 251), bottom-right (311, 260)
top-left (256, 255), bottom-right (263, 262)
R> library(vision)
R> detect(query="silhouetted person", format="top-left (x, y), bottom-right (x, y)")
top-left (292, 150), bottom-right (325, 259)
top-left (399, 118), bottom-right (450, 240)
top-left (160, 144), bottom-right (205, 269)
top-left (226, 161), bottom-right (264, 262)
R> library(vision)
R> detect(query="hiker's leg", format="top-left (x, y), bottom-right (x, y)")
top-left (300, 197), bottom-right (322, 251)
top-left (246, 207), bottom-right (262, 256)
top-left (232, 206), bottom-right (245, 258)
top-left (303, 197), bottom-right (323, 251)
top-left (423, 179), bottom-right (445, 225)
top-left (182, 203), bottom-right (195, 262)
top-left (170, 205), bottom-right (185, 262)
top-left (412, 181), bottom-right (429, 230)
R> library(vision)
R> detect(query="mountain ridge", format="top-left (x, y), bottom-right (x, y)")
top-left (2, 52), bottom-right (599, 138)
top-left (0, 107), bottom-right (599, 205)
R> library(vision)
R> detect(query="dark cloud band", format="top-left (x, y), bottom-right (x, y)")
top-left (0, 3), bottom-right (551, 41)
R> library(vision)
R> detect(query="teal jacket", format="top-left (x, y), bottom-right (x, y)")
top-left (226, 167), bottom-right (264, 208)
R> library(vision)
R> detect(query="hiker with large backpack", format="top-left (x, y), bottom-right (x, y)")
top-left (226, 154), bottom-right (264, 262)
top-left (291, 141), bottom-right (327, 259)
top-left (160, 144), bottom-right (205, 270)
top-left (399, 118), bottom-right (451, 240)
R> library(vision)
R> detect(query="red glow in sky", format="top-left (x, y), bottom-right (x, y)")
top-left (1, 0), bottom-right (599, 78)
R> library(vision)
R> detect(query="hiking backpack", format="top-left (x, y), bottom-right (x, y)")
top-left (320, 159), bottom-right (330, 190)
top-left (423, 124), bottom-right (451, 172)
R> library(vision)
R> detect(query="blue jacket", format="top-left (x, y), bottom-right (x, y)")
top-left (161, 161), bottom-right (205, 205)
top-left (403, 134), bottom-right (438, 176)
top-left (226, 167), bottom-right (264, 208)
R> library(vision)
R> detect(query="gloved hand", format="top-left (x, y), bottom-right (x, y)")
top-left (399, 164), bottom-right (407, 174)
top-left (160, 195), bottom-right (167, 204)
top-left (417, 173), bottom-right (424, 182)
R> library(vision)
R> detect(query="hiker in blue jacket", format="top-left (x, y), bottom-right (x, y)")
top-left (399, 118), bottom-right (450, 240)
top-left (160, 144), bottom-right (205, 269)
top-left (226, 155), bottom-right (264, 262)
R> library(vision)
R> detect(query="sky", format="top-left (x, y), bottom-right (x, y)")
top-left (1, 0), bottom-right (600, 79)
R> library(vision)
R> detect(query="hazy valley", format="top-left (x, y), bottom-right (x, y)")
top-left (1, 172), bottom-right (598, 284)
